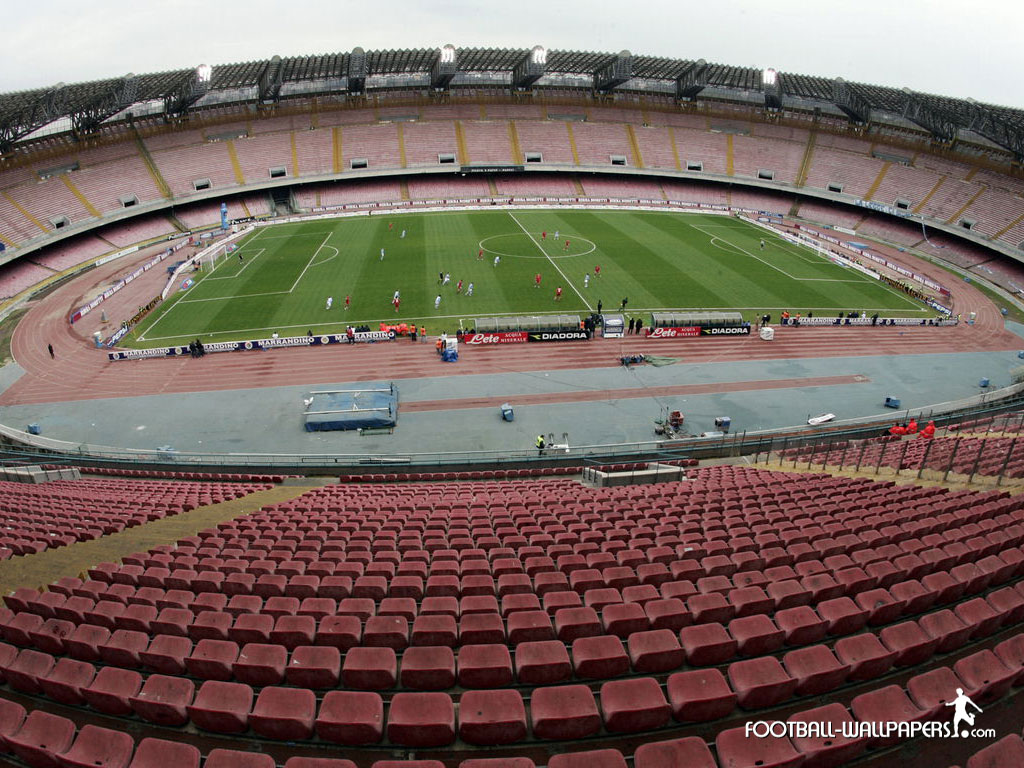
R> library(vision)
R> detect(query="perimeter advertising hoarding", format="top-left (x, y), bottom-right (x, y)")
top-left (463, 332), bottom-right (529, 345)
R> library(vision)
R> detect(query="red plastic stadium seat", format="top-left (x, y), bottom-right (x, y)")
top-left (727, 656), bottom-right (797, 709)
top-left (906, 666), bottom-right (964, 719)
top-left (316, 691), bottom-right (384, 745)
top-left (0, 697), bottom-right (26, 748)
top-left (965, 734), bottom-right (1024, 768)
top-left (880, 621), bottom-right (940, 667)
top-left (666, 668), bottom-right (736, 722)
top-left (680, 622), bottom-right (737, 665)
top-left (82, 666), bottom-right (143, 715)
top-left (782, 645), bottom-right (851, 696)
top-left (233, 643), bottom-right (287, 686)
top-left (250, 686), bottom-right (317, 740)
top-left (286, 645), bottom-right (341, 688)
top-left (728, 615), bottom-right (785, 656)
top-left (129, 674), bottom-right (194, 727)
top-left (634, 737), bottom-right (717, 768)
top-left (571, 635), bottom-right (629, 679)
top-left (953, 650), bottom-right (1017, 704)
top-left (835, 633), bottom-right (897, 681)
top-left (339, 646), bottom-right (395, 690)
top-left (816, 597), bottom-right (869, 636)
top-left (716, 725), bottom-right (804, 768)
top-left (458, 689), bottom-right (527, 745)
top-left (186, 680), bottom-right (253, 733)
top-left (59, 724), bottom-right (134, 768)
top-left (514, 640), bottom-right (572, 685)
top-left (554, 607), bottom-right (602, 641)
top-left (993, 634), bottom-right (1024, 685)
top-left (316, 615), bottom-right (362, 649)
top-left (7, 710), bottom-right (76, 768)
top-left (400, 646), bottom-right (456, 690)
top-left (458, 643), bottom-right (513, 688)
top-left (284, 760), bottom-right (357, 768)
top-left (643, 599), bottom-right (691, 632)
top-left (600, 677), bottom-right (671, 733)
top-left (530, 685), bottom-right (602, 740)
top-left (38, 657), bottom-right (95, 706)
top-left (850, 685), bottom-right (928, 747)
top-left (128, 738), bottom-right (200, 768)
top-left (139, 634), bottom-right (191, 675)
top-left (4, 649), bottom-right (53, 694)
top-left (387, 692), bottom-right (456, 747)
top-left (788, 702), bottom-right (868, 768)
top-left (919, 609), bottom-right (974, 653)
top-left (411, 615), bottom-right (458, 647)
top-left (186, 639), bottom-right (239, 680)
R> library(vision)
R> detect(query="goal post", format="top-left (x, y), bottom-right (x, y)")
top-left (198, 241), bottom-right (235, 272)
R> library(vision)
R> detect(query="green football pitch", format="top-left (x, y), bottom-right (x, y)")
top-left (129, 209), bottom-right (928, 347)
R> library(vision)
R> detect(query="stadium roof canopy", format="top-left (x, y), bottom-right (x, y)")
top-left (1, 46), bottom-right (1022, 159)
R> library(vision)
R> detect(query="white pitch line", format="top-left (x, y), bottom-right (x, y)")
top-left (207, 248), bottom-right (266, 280)
top-left (289, 232), bottom-right (334, 292)
top-left (508, 211), bottom-right (593, 311)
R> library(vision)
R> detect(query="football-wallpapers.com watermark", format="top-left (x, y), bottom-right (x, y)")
top-left (745, 689), bottom-right (995, 741)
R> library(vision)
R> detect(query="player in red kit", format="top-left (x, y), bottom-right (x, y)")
top-left (535, 273), bottom-right (542, 288)
top-left (564, 239), bottom-right (570, 251)
top-left (555, 286), bottom-right (563, 301)
top-left (542, 231), bottom-right (547, 240)
top-left (344, 295), bottom-right (351, 310)
top-left (594, 265), bottom-right (601, 278)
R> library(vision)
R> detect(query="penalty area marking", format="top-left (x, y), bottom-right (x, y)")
top-left (478, 232), bottom-right (596, 260)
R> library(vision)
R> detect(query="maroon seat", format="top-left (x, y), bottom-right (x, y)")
top-left (458, 613), bottom-right (505, 644)
top-left (727, 656), bottom-right (797, 709)
top-left (716, 725), bottom-right (804, 768)
top-left (249, 686), bottom-right (316, 740)
top-left (666, 668), bottom-right (736, 722)
top-left (316, 691), bottom-right (384, 745)
top-left (127, 738), bottom-right (200, 768)
top-left (788, 702), bottom-right (867, 768)
top-left (233, 643), bottom-right (287, 686)
top-left (600, 677), bottom-right (671, 733)
top-left (993, 634), bottom-right (1024, 685)
top-left (634, 737), bottom-right (717, 768)
top-left (58, 724), bottom-right (134, 768)
top-left (514, 640), bottom-right (571, 684)
top-left (129, 674), bottom-right (195, 726)
top-left (6, 710), bottom-right (76, 768)
top-left (953, 650), bottom-right (1017, 704)
top-left (64, 624), bottom-right (110, 661)
top-left (571, 635), bottom-right (629, 679)
top-left (906, 666), bottom-right (964, 719)
top-left (782, 645), bottom-right (851, 695)
top-left (284, 760), bottom-right (357, 768)
top-left (954, 599), bottom-right (1003, 639)
top-left (400, 646), bottom-right (456, 689)
top-left (530, 684), bottom-right (602, 740)
top-left (411, 615), bottom-right (457, 647)
top-left (139, 634), bottom-right (191, 675)
top-left (554, 607), bottom-right (602, 641)
top-left (270, 615), bottom-right (316, 649)
top-left (29, 618), bottom-right (74, 654)
top-left (727, 615), bottom-right (785, 656)
top-left (82, 666), bottom-right (143, 715)
top-left (316, 615), bottom-right (361, 649)
top-left (186, 680), bottom-right (253, 733)
top-left (458, 689), bottom-right (527, 745)
top-left (98, 629), bottom-right (149, 668)
top-left (965, 734), bottom-right (1024, 768)
top-left (185, 639), bottom-right (239, 680)
top-left (286, 645), bottom-right (340, 688)
top-left (879, 621), bottom-right (940, 667)
top-left (228, 613), bottom-right (273, 645)
top-left (3, 649), bottom-right (54, 694)
top-left (601, 602), bottom-right (648, 638)
top-left (458, 643), bottom-right (514, 687)
top-left (850, 685), bottom-right (928, 747)
top-left (506, 610), bottom-right (555, 645)
top-left (919, 609), bottom-right (973, 653)
top-left (774, 606), bottom-right (827, 646)
top-left (680, 622), bottom-right (737, 665)
top-left (643, 599), bottom-right (691, 631)
top-left (387, 692), bottom-right (456, 747)
top-left (816, 597), bottom-right (869, 635)
top-left (835, 633), bottom-right (897, 681)
top-left (341, 647), bottom-right (397, 690)
top-left (627, 629), bottom-right (684, 673)
top-left (38, 657), bottom-right (95, 706)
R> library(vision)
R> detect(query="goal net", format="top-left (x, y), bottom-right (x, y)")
top-left (197, 241), bottom-right (237, 272)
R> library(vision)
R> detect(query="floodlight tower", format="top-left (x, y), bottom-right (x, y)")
top-left (676, 59), bottom-right (708, 102)
top-left (512, 46), bottom-right (547, 92)
top-left (164, 64), bottom-right (212, 120)
top-left (762, 68), bottom-right (782, 111)
top-left (833, 78), bottom-right (871, 125)
top-left (348, 47), bottom-right (367, 96)
top-left (594, 50), bottom-right (632, 95)
top-left (431, 44), bottom-right (458, 91)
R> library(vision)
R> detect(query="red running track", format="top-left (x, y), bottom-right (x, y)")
top-left (3, 237), bottom-right (1019, 407)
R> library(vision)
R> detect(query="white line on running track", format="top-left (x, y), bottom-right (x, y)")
top-left (508, 211), bottom-right (593, 311)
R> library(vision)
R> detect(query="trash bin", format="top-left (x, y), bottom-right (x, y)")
top-left (501, 403), bottom-right (514, 422)
top-left (884, 397), bottom-right (901, 409)
top-left (714, 416), bottom-right (731, 432)
top-left (27, 424), bottom-right (40, 435)
top-left (979, 378), bottom-right (990, 388)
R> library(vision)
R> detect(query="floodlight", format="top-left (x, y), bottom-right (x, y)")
top-left (531, 46), bottom-right (547, 66)
top-left (763, 68), bottom-right (777, 86)
top-left (196, 64), bottom-right (212, 83)
top-left (440, 44), bottom-right (456, 64)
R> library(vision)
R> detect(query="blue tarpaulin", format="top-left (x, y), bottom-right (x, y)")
top-left (303, 382), bottom-right (398, 431)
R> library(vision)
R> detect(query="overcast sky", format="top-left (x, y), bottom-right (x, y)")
top-left (2, 0), bottom-right (1020, 109)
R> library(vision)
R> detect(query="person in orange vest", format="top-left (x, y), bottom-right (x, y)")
top-left (906, 419), bottom-right (918, 434)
